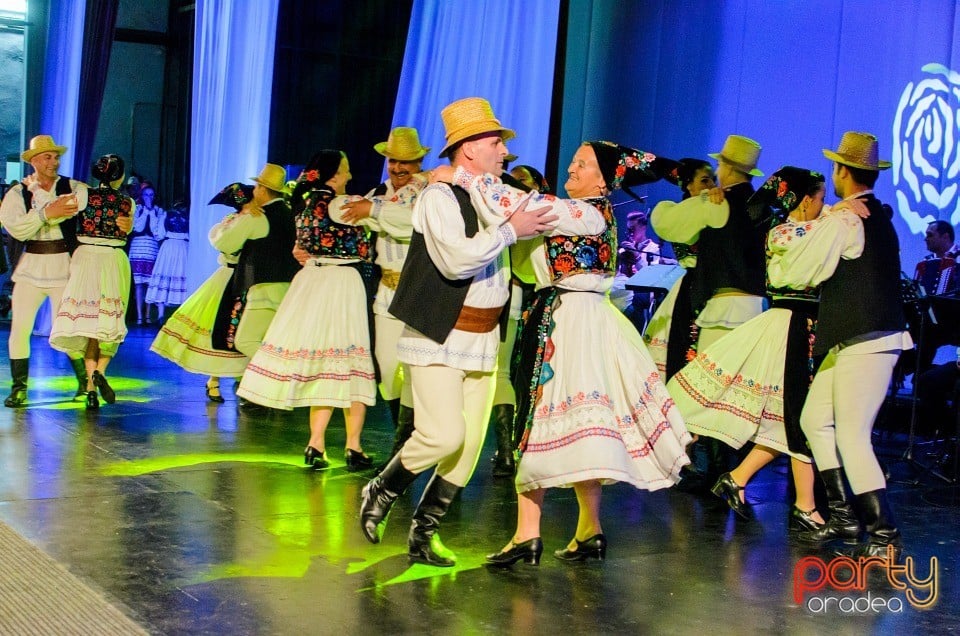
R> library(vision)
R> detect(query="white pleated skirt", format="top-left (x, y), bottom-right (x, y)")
top-left (237, 264), bottom-right (376, 409)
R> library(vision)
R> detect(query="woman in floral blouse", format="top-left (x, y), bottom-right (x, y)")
top-left (237, 150), bottom-right (380, 471)
top-left (481, 141), bottom-right (692, 567)
top-left (667, 167), bottom-right (866, 532)
top-left (49, 154), bottom-right (134, 409)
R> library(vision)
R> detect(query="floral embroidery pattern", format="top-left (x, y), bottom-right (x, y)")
top-left (544, 197), bottom-right (616, 283)
top-left (296, 186), bottom-right (371, 259)
top-left (590, 141), bottom-right (659, 191)
top-left (514, 287), bottom-right (560, 458)
top-left (79, 186), bottom-right (132, 239)
top-left (223, 291), bottom-right (247, 351)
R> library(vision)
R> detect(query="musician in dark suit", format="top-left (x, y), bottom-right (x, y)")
top-left (910, 220), bottom-right (959, 374)
top-left (914, 220), bottom-right (957, 296)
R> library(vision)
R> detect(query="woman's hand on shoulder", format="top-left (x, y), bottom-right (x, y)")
top-left (428, 165), bottom-right (455, 184)
top-left (830, 199), bottom-right (870, 219)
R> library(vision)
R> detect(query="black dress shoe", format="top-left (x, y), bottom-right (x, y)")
top-left (554, 533), bottom-right (607, 561)
top-left (345, 448), bottom-right (373, 470)
top-left (304, 446), bottom-right (329, 469)
top-left (237, 396), bottom-right (266, 411)
top-left (710, 472), bottom-right (751, 519)
top-left (205, 384), bottom-right (225, 404)
top-left (789, 506), bottom-right (824, 533)
top-left (91, 371), bottom-right (115, 404)
top-left (86, 390), bottom-right (99, 410)
top-left (485, 537), bottom-right (543, 567)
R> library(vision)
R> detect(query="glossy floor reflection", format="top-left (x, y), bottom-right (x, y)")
top-left (0, 326), bottom-right (958, 635)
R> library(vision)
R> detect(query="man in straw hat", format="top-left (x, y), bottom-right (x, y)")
top-left (339, 127), bottom-right (431, 463)
top-left (652, 134), bottom-right (769, 492)
top-left (359, 97), bottom-right (558, 566)
top-left (218, 163), bottom-right (300, 390)
top-left (789, 131), bottom-right (911, 559)
top-left (0, 134), bottom-right (90, 407)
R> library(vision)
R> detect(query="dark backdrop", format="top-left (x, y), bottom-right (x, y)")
top-left (268, 0), bottom-right (414, 193)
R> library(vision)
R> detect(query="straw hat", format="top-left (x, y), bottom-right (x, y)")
top-left (438, 97), bottom-right (515, 158)
top-left (251, 163), bottom-right (288, 192)
top-left (21, 134), bottom-right (67, 162)
top-left (374, 127), bottom-right (430, 161)
top-left (709, 135), bottom-right (763, 177)
top-left (822, 131), bottom-right (891, 170)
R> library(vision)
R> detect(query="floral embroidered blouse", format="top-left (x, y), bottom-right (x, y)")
top-left (77, 186), bottom-right (133, 246)
top-left (296, 185), bottom-right (371, 261)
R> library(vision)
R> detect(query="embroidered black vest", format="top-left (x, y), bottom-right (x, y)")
top-left (814, 196), bottom-right (905, 355)
top-left (296, 185), bottom-right (371, 259)
top-left (78, 186), bottom-right (132, 240)
top-left (688, 182), bottom-right (767, 311)
top-left (389, 185), bottom-right (480, 343)
top-left (233, 199), bottom-right (300, 295)
top-left (543, 197), bottom-right (616, 282)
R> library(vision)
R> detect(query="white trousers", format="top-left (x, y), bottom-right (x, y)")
top-left (800, 348), bottom-right (899, 494)
top-left (399, 364), bottom-right (495, 487)
top-left (9, 281), bottom-right (78, 360)
top-left (374, 313), bottom-right (413, 406)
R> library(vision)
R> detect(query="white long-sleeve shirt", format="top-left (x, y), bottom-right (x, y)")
top-left (396, 167), bottom-right (606, 371)
top-left (0, 176), bottom-right (88, 287)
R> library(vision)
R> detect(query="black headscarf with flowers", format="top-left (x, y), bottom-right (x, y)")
top-left (208, 182), bottom-right (254, 211)
top-left (291, 150), bottom-right (345, 215)
top-left (747, 166), bottom-right (824, 223)
top-left (585, 141), bottom-right (678, 202)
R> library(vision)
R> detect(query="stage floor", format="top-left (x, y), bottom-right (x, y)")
top-left (0, 325), bottom-right (957, 635)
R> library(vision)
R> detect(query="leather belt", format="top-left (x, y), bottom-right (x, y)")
top-left (453, 304), bottom-right (503, 333)
top-left (380, 269), bottom-right (401, 290)
top-left (24, 239), bottom-right (69, 254)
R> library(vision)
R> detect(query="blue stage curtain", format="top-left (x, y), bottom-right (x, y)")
top-left (72, 0), bottom-right (119, 182)
top-left (30, 0), bottom-right (84, 337)
top-left (391, 0), bottom-right (561, 175)
top-left (560, 0), bottom-right (960, 267)
top-left (37, 0), bottom-right (84, 172)
top-left (188, 0), bottom-right (280, 293)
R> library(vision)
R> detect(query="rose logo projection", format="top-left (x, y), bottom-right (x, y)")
top-left (893, 63), bottom-right (960, 233)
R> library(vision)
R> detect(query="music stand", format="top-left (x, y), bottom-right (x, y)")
top-left (901, 293), bottom-right (960, 487)
top-left (624, 264), bottom-right (684, 332)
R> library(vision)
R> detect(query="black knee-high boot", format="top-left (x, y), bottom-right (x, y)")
top-left (851, 489), bottom-right (902, 559)
top-left (359, 453), bottom-right (418, 544)
top-left (69, 357), bottom-right (88, 400)
top-left (4, 358), bottom-right (28, 408)
top-left (375, 405), bottom-right (416, 474)
top-left (795, 468), bottom-right (860, 545)
top-left (490, 403), bottom-right (515, 477)
top-left (408, 473), bottom-right (461, 567)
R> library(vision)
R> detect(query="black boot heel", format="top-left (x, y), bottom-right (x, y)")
top-left (86, 390), bottom-right (99, 410)
top-left (485, 537), bottom-right (543, 567)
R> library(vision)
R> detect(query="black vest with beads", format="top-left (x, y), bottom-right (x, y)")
top-left (814, 195), bottom-right (905, 355)
top-left (389, 185), bottom-right (480, 343)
